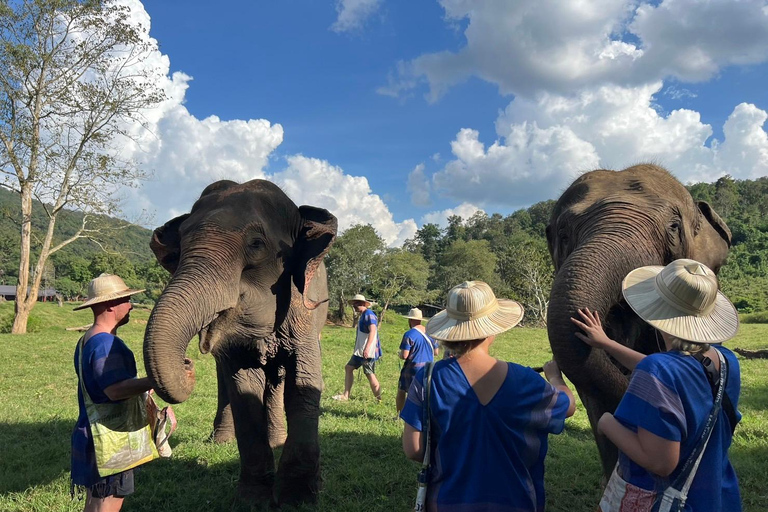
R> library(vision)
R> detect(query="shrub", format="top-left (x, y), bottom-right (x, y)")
top-left (0, 313), bottom-right (43, 333)
top-left (741, 312), bottom-right (768, 324)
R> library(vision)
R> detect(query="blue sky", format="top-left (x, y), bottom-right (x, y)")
top-left (126, 0), bottom-right (768, 244)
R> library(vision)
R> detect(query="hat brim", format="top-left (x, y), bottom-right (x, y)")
top-left (404, 315), bottom-right (424, 321)
top-left (622, 266), bottom-right (739, 344)
top-left (348, 299), bottom-right (373, 306)
top-left (73, 288), bottom-right (146, 311)
top-left (426, 299), bottom-right (524, 342)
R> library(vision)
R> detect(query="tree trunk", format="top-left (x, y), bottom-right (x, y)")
top-left (13, 183), bottom-right (33, 334)
top-left (12, 301), bottom-right (31, 334)
top-left (733, 348), bottom-right (768, 359)
top-left (380, 301), bottom-right (390, 323)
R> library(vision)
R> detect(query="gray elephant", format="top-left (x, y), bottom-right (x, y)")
top-left (545, 164), bottom-right (731, 480)
top-left (143, 179), bottom-right (337, 505)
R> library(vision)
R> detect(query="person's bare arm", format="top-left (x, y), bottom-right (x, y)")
top-left (543, 361), bottom-right (576, 417)
top-left (364, 324), bottom-right (378, 358)
top-left (399, 348), bottom-right (410, 360)
top-left (104, 377), bottom-right (152, 401)
top-left (598, 413), bottom-right (680, 476)
top-left (402, 422), bottom-right (425, 462)
top-left (571, 308), bottom-right (646, 371)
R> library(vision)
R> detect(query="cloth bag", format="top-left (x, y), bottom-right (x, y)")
top-left (146, 394), bottom-right (177, 458)
top-left (599, 350), bottom-right (727, 512)
top-left (414, 362), bottom-right (436, 512)
top-left (78, 337), bottom-right (159, 477)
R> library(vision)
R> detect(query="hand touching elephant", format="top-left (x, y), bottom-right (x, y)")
top-left (143, 179), bottom-right (336, 505)
top-left (545, 164), bottom-right (731, 480)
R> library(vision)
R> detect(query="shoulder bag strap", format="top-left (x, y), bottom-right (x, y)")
top-left (76, 335), bottom-right (93, 406)
top-left (657, 350), bottom-right (727, 511)
top-left (420, 362), bottom-right (436, 473)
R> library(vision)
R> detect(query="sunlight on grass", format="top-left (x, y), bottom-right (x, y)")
top-left (0, 303), bottom-right (766, 511)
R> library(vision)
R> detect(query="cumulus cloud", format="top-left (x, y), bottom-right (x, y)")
top-left (270, 155), bottom-right (417, 247)
top-left (430, 83), bottom-right (768, 208)
top-left (330, 0), bottom-right (382, 33)
top-left (407, 163), bottom-right (432, 206)
top-left (381, 0), bottom-right (768, 100)
top-left (421, 203), bottom-right (484, 228)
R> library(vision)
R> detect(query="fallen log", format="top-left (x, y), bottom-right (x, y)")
top-left (733, 348), bottom-right (768, 359)
top-left (66, 324), bottom-right (92, 332)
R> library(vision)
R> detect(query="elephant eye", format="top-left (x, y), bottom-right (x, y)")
top-left (249, 236), bottom-right (266, 250)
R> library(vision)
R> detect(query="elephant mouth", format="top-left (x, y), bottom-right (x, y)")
top-left (198, 310), bottom-right (226, 354)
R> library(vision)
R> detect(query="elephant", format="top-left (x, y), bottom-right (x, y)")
top-left (143, 179), bottom-right (337, 505)
top-left (545, 164), bottom-right (731, 480)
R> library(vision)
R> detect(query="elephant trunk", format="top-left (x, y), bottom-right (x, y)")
top-left (144, 257), bottom-right (240, 404)
top-left (547, 238), bottom-right (658, 398)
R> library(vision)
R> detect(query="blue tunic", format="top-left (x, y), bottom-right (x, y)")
top-left (401, 358), bottom-right (571, 511)
top-left (399, 327), bottom-right (436, 365)
top-left (71, 333), bottom-right (138, 487)
top-left (613, 346), bottom-right (742, 512)
top-left (353, 309), bottom-right (381, 359)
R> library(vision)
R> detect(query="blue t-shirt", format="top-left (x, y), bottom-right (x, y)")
top-left (400, 358), bottom-right (571, 512)
top-left (71, 333), bottom-right (138, 486)
top-left (614, 346), bottom-right (742, 512)
top-left (399, 328), bottom-right (435, 366)
top-left (355, 309), bottom-right (381, 360)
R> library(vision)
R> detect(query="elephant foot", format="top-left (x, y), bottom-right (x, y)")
top-left (277, 478), bottom-right (320, 507)
top-left (210, 427), bottom-right (236, 444)
top-left (237, 480), bottom-right (275, 506)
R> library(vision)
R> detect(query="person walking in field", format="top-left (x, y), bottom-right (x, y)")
top-left (572, 259), bottom-right (742, 512)
top-left (333, 293), bottom-right (382, 401)
top-left (401, 281), bottom-right (576, 511)
top-left (71, 273), bottom-right (155, 511)
top-left (396, 308), bottom-right (437, 416)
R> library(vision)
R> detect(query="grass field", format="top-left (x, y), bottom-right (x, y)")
top-left (0, 302), bottom-right (767, 511)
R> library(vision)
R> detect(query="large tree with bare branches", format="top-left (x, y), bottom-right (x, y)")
top-left (0, 0), bottom-right (164, 333)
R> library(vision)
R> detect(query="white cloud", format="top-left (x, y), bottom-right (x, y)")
top-left (430, 83), bottom-right (768, 208)
top-left (381, 0), bottom-right (768, 100)
top-left (270, 155), bottom-right (417, 247)
top-left (330, 0), bottom-right (382, 33)
top-left (407, 163), bottom-right (432, 206)
top-left (421, 202), bottom-right (484, 228)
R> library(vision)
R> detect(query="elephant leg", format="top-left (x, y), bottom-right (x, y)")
top-left (212, 358), bottom-right (235, 443)
top-left (266, 372), bottom-right (287, 449)
top-left (276, 341), bottom-right (322, 505)
top-left (225, 361), bottom-right (276, 504)
top-left (579, 388), bottom-right (620, 485)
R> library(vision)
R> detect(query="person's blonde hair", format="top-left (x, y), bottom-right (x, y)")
top-left (442, 338), bottom-right (485, 358)
top-left (668, 336), bottom-right (710, 356)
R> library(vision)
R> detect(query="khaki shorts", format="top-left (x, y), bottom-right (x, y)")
top-left (347, 355), bottom-right (377, 375)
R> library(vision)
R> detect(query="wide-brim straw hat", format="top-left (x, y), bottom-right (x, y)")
top-left (404, 308), bottom-right (424, 321)
top-left (347, 293), bottom-right (374, 307)
top-left (73, 273), bottom-right (145, 311)
top-left (622, 259), bottom-right (739, 344)
top-left (426, 281), bottom-right (524, 342)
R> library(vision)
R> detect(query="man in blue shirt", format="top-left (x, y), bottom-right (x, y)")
top-left (71, 274), bottom-right (153, 511)
top-left (332, 294), bottom-right (382, 401)
top-left (396, 307), bottom-right (437, 416)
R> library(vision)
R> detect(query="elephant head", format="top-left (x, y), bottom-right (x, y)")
top-left (546, 164), bottom-right (731, 445)
top-left (144, 179), bottom-right (337, 404)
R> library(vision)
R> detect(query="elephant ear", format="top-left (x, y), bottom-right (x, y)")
top-left (150, 214), bottom-right (190, 275)
top-left (697, 201), bottom-right (732, 247)
top-left (293, 206), bottom-right (338, 310)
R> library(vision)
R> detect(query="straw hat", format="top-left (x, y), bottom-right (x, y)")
top-left (404, 308), bottom-right (424, 321)
top-left (73, 273), bottom-right (145, 311)
top-left (348, 293), bottom-right (374, 307)
top-left (426, 281), bottom-right (524, 342)
top-left (622, 259), bottom-right (739, 344)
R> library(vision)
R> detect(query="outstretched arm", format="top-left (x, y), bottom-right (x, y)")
top-left (571, 308), bottom-right (646, 371)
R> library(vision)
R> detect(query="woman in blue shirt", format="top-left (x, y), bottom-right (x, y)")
top-left (401, 281), bottom-right (576, 511)
top-left (571, 259), bottom-right (742, 512)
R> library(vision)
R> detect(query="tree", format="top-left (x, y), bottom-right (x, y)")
top-left (432, 239), bottom-right (498, 301)
top-left (0, 0), bottom-right (164, 332)
top-left (497, 236), bottom-right (554, 325)
top-left (372, 248), bottom-right (429, 322)
top-left (325, 224), bottom-right (385, 323)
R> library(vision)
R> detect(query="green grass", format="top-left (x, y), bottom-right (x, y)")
top-left (0, 302), bottom-right (767, 511)
top-left (741, 311), bottom-right (768, 324)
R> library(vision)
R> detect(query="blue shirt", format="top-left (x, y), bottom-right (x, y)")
top-left (400, 358), bottom-right (571, 512)
top-left (354, 309), bottom-right (381, 360)
top-left (614, 346), bottom-right (742, 512)
top-left (71, 333), bottom-right (138, 486)
top-left (399, 328), bottom-right (435, 366)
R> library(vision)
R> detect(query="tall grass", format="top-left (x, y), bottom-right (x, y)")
top-left (0, 302), bottom-right (766, 511)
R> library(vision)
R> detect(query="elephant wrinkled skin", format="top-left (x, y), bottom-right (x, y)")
top-left (545, 164), bottom-right (731, 480)
top-left (143, 179), bottom-right (337, 505)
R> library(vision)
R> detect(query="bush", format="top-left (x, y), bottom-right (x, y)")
top-left (0, 313), bottom-right (43, 333)
top-left (741, 312), bottom-right (768, 324)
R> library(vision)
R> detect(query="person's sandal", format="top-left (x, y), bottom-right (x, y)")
top-left (331, 394), bottom-right (348, 401)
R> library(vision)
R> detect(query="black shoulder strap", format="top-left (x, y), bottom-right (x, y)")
top-left (693, 352), bottom-right (738, 436)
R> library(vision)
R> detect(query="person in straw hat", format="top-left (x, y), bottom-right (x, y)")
top-left (332, 293), bottom-right (382, 401)
top-left (396, 308), bottom-right (438, 416)
top-left (70, 274), bottom-right (159, 511)
top-left (571, 259), bottom-right (742, 512)
top-left (400, 281), bottom-right (575, 511)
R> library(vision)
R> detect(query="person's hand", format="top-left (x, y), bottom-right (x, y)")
top-left (364, 346), bottom-right (375, 359)
top-left (570, 308), bottom-right (614, 349)
top-left (597, 412), bottom-right (614, 435)
top-left (542, 360), bottom-right (563, 383)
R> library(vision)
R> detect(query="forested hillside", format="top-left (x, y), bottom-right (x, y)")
top-left (327, 175), bottom-right (768, 324)
top-left (1, 175), bottom-right (766, 316)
